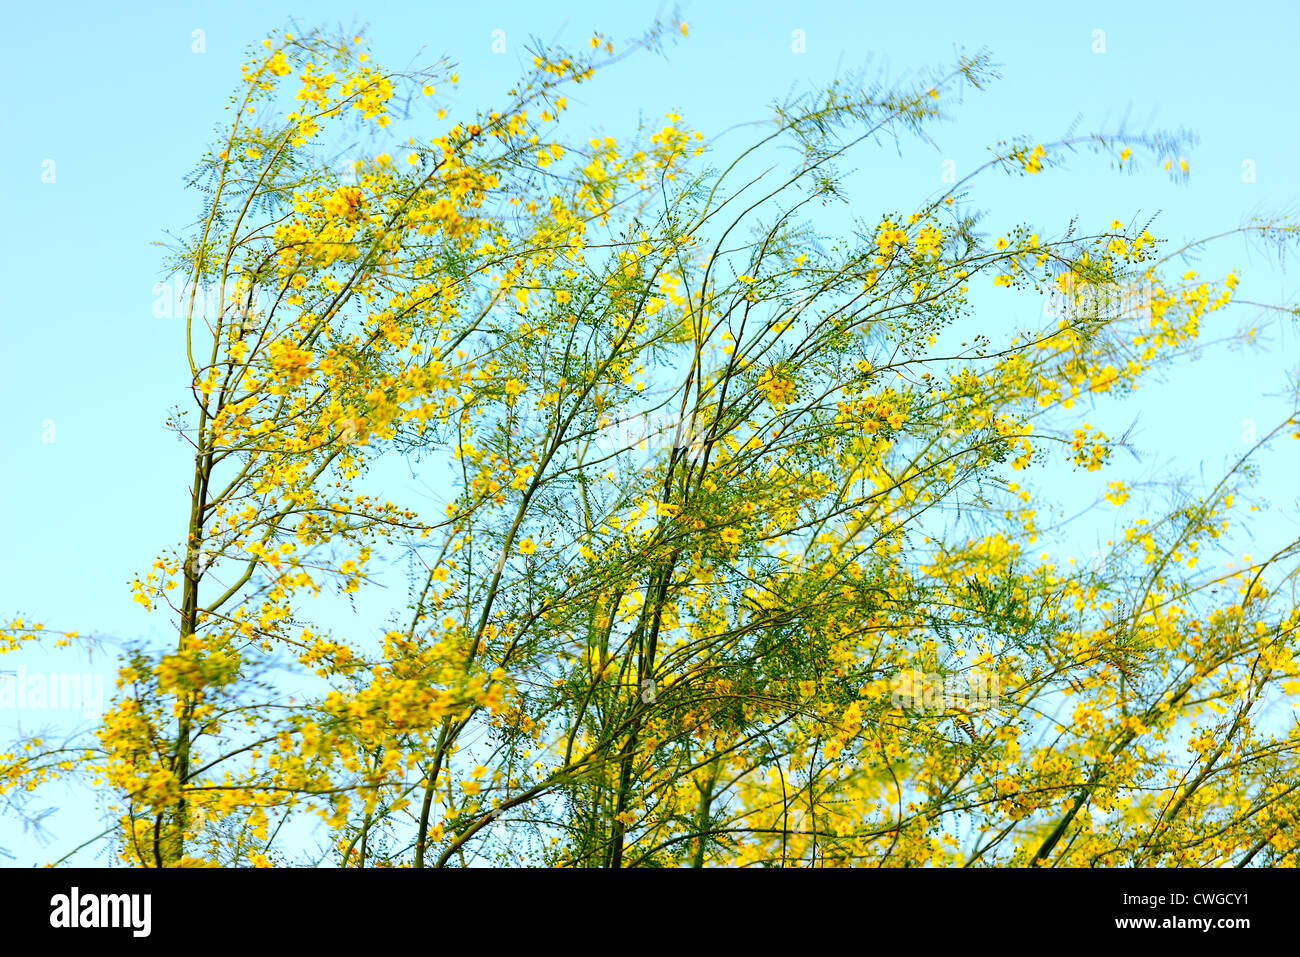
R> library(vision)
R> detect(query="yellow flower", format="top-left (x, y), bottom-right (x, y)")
top-left (1089, 365), bottom-right (1119, 393)
top-left (1104, 481), bottom-right (1129, 506)
top-left (759, 369), bottom-right (796, 407)
top-left (1023, 143), bottom-right (1045, 173)
top-left (720, 528), bottom-right (741, 546)
top-left (519, 538), bottom-right (537, 556)
top-left (915, 226), bottom-right (943, 257)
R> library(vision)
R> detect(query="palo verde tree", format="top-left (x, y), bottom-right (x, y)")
top-left (4, 20), bottom-right (1300, 868)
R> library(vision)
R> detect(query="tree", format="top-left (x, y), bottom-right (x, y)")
top-left (5, 20), bottom-right (1300, 868)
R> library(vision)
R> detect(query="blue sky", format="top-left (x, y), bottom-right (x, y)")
top-left (2, 0), bottom-right (1298, 864)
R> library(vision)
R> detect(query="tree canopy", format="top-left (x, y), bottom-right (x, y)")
top-left (5, 20), bottom-right (1300, 868)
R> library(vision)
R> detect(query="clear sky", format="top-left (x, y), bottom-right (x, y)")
top-left (2, 0), bottom-right (1298, 864)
